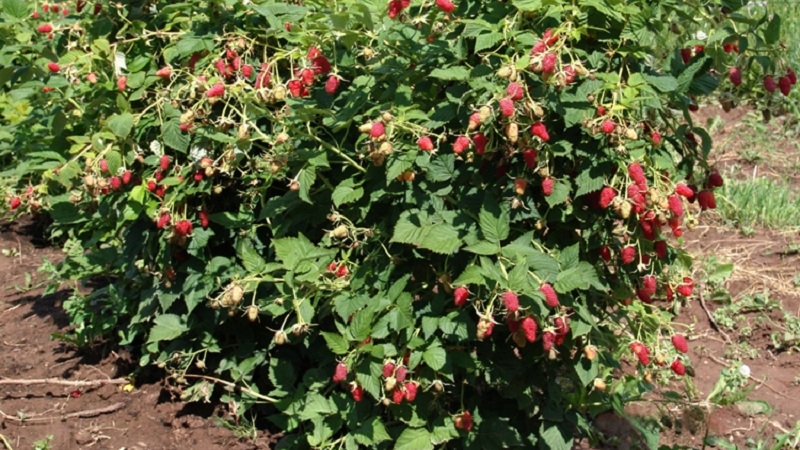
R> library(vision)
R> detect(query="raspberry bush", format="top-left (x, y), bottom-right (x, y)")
top-left (0, 0), bottom-right (788, 447)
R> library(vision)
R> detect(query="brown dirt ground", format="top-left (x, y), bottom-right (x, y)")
top-left (1, 105), bottom-right (798, 449)
top-left (0, 219), bottom-right (278, 450)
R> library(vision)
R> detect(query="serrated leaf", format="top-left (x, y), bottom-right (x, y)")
top-left (273, 235), bottom-right (336, 271)
top-left (238, 239), bottom-right (268, 273)
top-left (479, 196), bottom-right (510, 243)
top-left (162, 121), bottom-right (190, 152)
top-left (391, 211), bottom-right (461, 255)
top-left (394, 427), bottom-right (433, 450)
top-left (427, 154), bottom-right (456, 182)
top-left (475, 32), bottom-right (503, 52)
top-left (574, 357), bottom-right (598, 387)
top-left (765, 14), bottom-right (780, 45)
top-left (107, 113), bottom-right (134, 139)
top-left (429, 66), bottom-right (470, 81)
top-left (642, 73), bottom-right (678, 93)
top-left (2, 0), bottom-right (28, 19)
top-left (539, 422), bottom-right (571, 450)
top-left (463, 240), bottom-right (500, 255)
top-left (147, 314), bottom-right (188, 343)
top-left (331, 179), bottom-right (364, 207)
top-left (554, 262), bottom-right (605, 293)
top-left (544, 181), bottom-right (570, 207)
top-left (321, 332), bottom-right (349, 355)
top-left (453, 265), bottom-right (484, 286)
top-left (423, 345), bottom-right (447, 371)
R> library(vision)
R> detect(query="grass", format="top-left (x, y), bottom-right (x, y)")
top-left (714, 176), bottom-right (800, 233)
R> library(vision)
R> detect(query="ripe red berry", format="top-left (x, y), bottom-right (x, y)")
top-left (542, 331), bottom-right (556, 351)
top-left (697, 189), bottom-right (716, 210)
top-left (554, 316), bottom-right (569, 336)
top-left (530, 122), bottom-right (550, 142)
top-left (241, 64), bottom-right (253, 78)
top-left (499, 97), bottom-right (514, 117)
top-left (417, 136), bottom-right (434, 151)
top-left (452, 135), bottom-right (470, 154)
top-left (675, 183), bottom-right (693, 198)
top-left (600, 245), bottom-right (612, 262)
top-left (728, 67), bottom-right (742, 86)
top-left (403, 382), bottom-right (417, 402)
top-left (650, 130), bottom-right (662, 147)
top-left (382, 361), bottom-right (395, 379)
top-left (335, 264), bottom-right (349, 278)
top-left (787, 68), bottom-right (798, 85)
top-left (156, 66), bottom-right (171, 79)
top-left (435, 0), bottom-right (455, 13)
top-left (350, 384), bottom-right (364, 402)
top-left (369, 122), bottom-right (385, 139)
top-left (174, 219), bottom-right (193, 237)
top-left (392, 386), bottom-right (405, 404)
top-left (99, 159), bottom-right (109, 172)
top-left (599, 187), bottom-right (616, 209)
top-left (502, 291), bottom-right (519, 312)
top-left (332, 362), bottom-right (348, 383)
top-left (764, 75), bottom-right (777, 93)
top-left (539, 283), bottom-right (559, 308)
top-left (668, 194), bottom-right (684, 217)
top-left (37, 23), bottom-right (53, 33)
top-left (206, 82), bottom-right (225, 98)
top-left (680, 48), bottom-right (692, 64)
top-left (654, 240), bottom-right (667, 259)
top-left (621, 246), bottom-right (636, 265)
top-left (707, 171), bottom-right (724, 188)
top-left (454, 411), bottom-right (473, 431)
top-left (521, 317), bottom-right (538, 343)
top-left (47, 62), bottom-right (60, 73)
top-left (676, 277), bottom-right (694, 297)
top-left (522, 149), bottom-right (537, 169)
top-left (9, 197), bottom-right (21, 210)
top-left (453, 286), bottom-right (469, 307)
top-left (117, 76), bottom-right (127, 92)
top-left (324, 75), bottom-right (340, 94)
top-left (600, 120), bottom-right (615, 134)
top-left (198, 210), bottom-right (210, 229)
top-left (541, 177), bottom-right (554, 196)
top-left (670, 359), bottom-right (686, 376)
top-left (506, 82), bottom-right (524, 101)
top-left (671, 334), bottom-right (688, 354)
top-left (32, 11), bottom-right (40, 19)
top-left (779, 76), bottom-right (792, 95)
top-left (471, 132), bottom-right (487, 155)
top-left (109, 176), bottom-right (122, 190)
top-left (388, 0), bottom-right (404, 18)
top-left (159, 155), bottom-right (170, 171)
top-left (156, 212), bottom-right (171, 229)
top-left (395, 365), bottom-right (407, 382)
top-left (541, 53), bottom-right (557, 73)
top-left (530, 41), bottom-right (546, 56)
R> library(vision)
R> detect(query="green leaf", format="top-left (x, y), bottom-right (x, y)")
top-left (429, 67), bottom-right (470, 81)
top-left (162, 121), bottom-right (190, 152)
top-left (475, 32), bottom-right (503, 52)
top-left (427, 154), bottom-right (457, 182)
top-left (475, 416), bottom-right (524, 449)
top-left (453, 265), bottom-right (485, 286)
top-left (463, 240), bottom-right (501, 255)
top-left (545, 181), bottom-right (570, 207)
top-left (2, 0), bottom-right (28, 19)
top-left (573, 357), bottom-right (598, 387)
top-left (321, 332), bottom-right (349, 355)
top-left (147, 314), bottom-right (188, 343)
top-left (394, 427), bottom-right (434, 450)
top-left (331, 179), bottom-right (364, 207)
top-left (391, 211), bottom-right (461, 255)
top-left (238, 239), bottom-right (268, 274)
top-left (273, 235), bottom-right (336, 271)
top-left (554, 262), bottom-right (604, 293)
top-left (355, 418), bottom-right (391, 446)
top-left (539, 422), bottom-right (571, 450)
top-left (642, 73), bottom-right (678, 93)
top-left (479, 196), bottom-right (510, 243)
top-left (107, 113), bottom-right (134, 139)
top-left (423, 345), bottom-right (447, 371)
top-left (765, 14), bottom-right (781, 45)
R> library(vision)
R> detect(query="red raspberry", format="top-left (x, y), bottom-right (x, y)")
top-left (668, 194), bottom-right (684, 217)
top-left (628, 162), bottom-right (646, 187)
top-left (452, 135), bottom-right (470, 154)
top-left (156, 66), bottom-right (171, 79)
top-left (670, 359), bottom-right (686, 376)
top-left (530, 122), bottom-right (550, 142)
top-left (530, 41), bottom-right (547, 56)
top-left (350, 384), bottom-right (364, 402)
top-left (9, 197), bottom-right (21, 210)
top-left (650, 130), bottom-right (662, 146)
top-left (502, 291), bottom-right (519, 312)
top-left (117, 76), bottom-right (127, 92)
top-left (468, 112), bottom-right (482, 130)
top-left (621, 246), bottom-right (636, 265)
top-left (147, 180), bottom-right (157, 192)
top-left (600, 120), bottom-right (615, 134)
top-left (159, 155), bottom-right (170, 171)
top-left (780, 77), bottom-right (793, 95)
top-left (47, 62), bottom-right (60, 73)
top-left (506, 82), bottom-right (524, 101)
top-left (521, 316), bottom-right (538, 343)
top-left (33, 11), bottom-right (40, 19)
top-left (707, 171), bottom-right (724, 188)
top-left (764, 75), bottom-right (777, 93)
top-left (121, 171), bottom-right (132, 185)
top-left (596, 105), bottom-right (606, 116)
top-left (600, 245), bottom-right (612, 262)
top-left (542, 53), bottom-right (557, 73)
top-left (542, 331), bottom-right (556, 351)
top-left (563, 65), bottom-right (576, 84)
top-left (680, 48), bottom-right (692, 64)
top-left (98, 159), bottom-right (109, 172)
top-left (554, 316), bottom-right (569, 336)
top-left (310, 55), bottom-right (331, 75)
top-left (472, 132), bottom-right (487, 155)
top-left (198, 210), bottom-right (210, 229)
top-left (206, 82), bottom-right (225, 98)
top-left (787, 68), bottom-right (798, 85)
top-left (697, 190), bottom-right (716, 210)
top-left (37, 23), bottom-right (53, 33)
top-left (454, 411), bottom-right (473, 431)
top-left (668, 216), bottom-right (683, 237)
top-left (241, 64), bottom-right (253, 78)
top-left (675, 183), bottom-right (693, 198)
top-left (392, 386), bottom-right (405, 403)
top-left (299, 68), bottom-right (315, 86)
top-left (255, 66), bottom-right (271, 89)
top-left (174, 219), bottom-right (193, 237)
top-left (51, 5), bottom-right (60, 13)
top-left (541, 177), bottom-right (554, 196)
top-left (599, 187), bottom-right (616, 209)
top-left (671, 334), bottom-right (688, 354)
top-left (382, 361), bottom-right (395, 378)
top-left (404, 382), bottom-right (418, 402)
top-left (539, 283), bottom-right (559, 308)
top-left (417, 136), bottom-right (434, 151)
top-left (654, 240), bottom-right (667, 259)
top-left (723, 43), bottom-right (736, 53)
top-left (388, 0), bottom-right (404, 18)
top-left (482, 319), bottom-right (495, 338)
top-left (453, 286), bottom-right (469, 307)
top-left (729, 67), bottom-right (742, 86)
top-left (395, 366), bottom-right (407, 382)
top-left (676, 277), bottom-right (694, 297)
top-left (370, 122), bottom-right (385, 139)
top-left (499, 98), bottom-right (514, 117)
top-left (636, 288), bottom-right (652, 303)
top-left (324, 75), bottom-right (340, 94)
top-left (287, 79), bottom-right (308, 97)
top-left (193, 171), bottom-right (204, 182)
top-left (522, 149), bottom-right (537, 169)
top-left (109, 176), bottom-right (121, 190)
top-left (542, 29), bottom-right (558, 46)
top-left (642, 275), bottom-right (657, 296)
top-left (332, 362), bottom-right (348, 383)
top-left (156, 212), bottom-right (171, 229)
top-left (435, 0), bottom-right (455, 13)
top-left (335, 264), bottom-right (349, 278)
